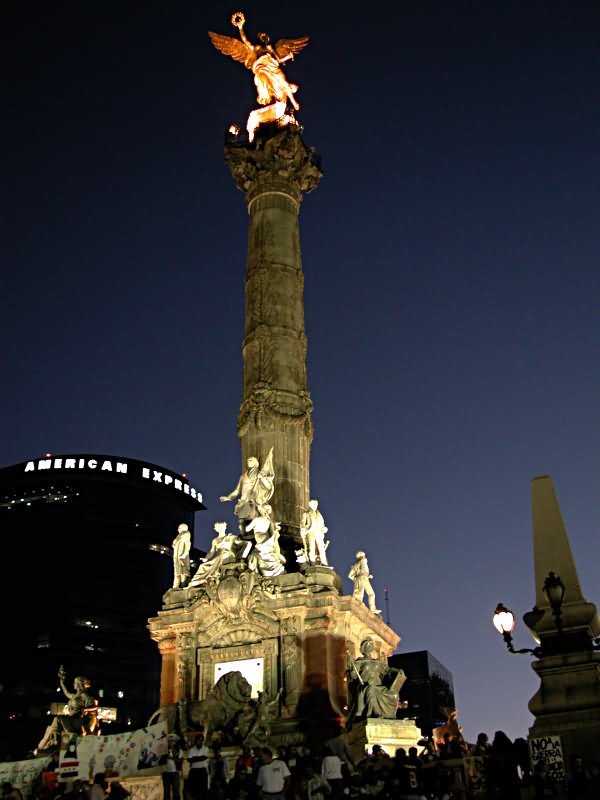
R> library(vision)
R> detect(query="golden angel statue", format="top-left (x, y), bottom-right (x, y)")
top-left (209, 11), bottom-right (309, 141)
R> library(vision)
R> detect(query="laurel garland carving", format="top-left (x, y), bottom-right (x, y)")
top-left (238, 385), bottom-right (313, 436)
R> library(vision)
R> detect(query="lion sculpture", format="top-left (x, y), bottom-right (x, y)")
top-left (188, 671), bottom-right (252, 743)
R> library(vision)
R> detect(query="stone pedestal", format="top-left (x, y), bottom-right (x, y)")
top-left (344, 719), bottom-right (421, 761)
top-left (525, 478), bottom-right (600, 766)
top-left (150, 563), bottom-right (399, 747)
top-left (225, 129), bottom-right (322, 542)
top-left (528, 650), bottom-right (600, 764)
top-left (303, 564), bottom-right (342, 592)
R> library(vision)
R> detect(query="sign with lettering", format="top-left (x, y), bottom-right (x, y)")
top-left (22, 455), bottom-right (204, 505)
top-left (529, 735), bottom-right (565, 781)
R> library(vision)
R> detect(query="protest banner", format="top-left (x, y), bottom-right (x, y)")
top-left (0, 756), bottom-right (52, 798)
top-left (529, 735), bottom-right (565, 781)
top-left (58, 721), bottom-right (168, 782)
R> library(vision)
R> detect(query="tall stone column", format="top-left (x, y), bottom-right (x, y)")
top-left (225, 128), bottom-right (322, 541)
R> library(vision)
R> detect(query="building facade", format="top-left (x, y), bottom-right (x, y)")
top-left (0, 453), bottom-right (205, 760)
top-left (389, 650), bottom-right (456, 738)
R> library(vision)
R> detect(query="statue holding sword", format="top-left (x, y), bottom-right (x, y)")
top-left (345, 638), bottom-right (406, 729)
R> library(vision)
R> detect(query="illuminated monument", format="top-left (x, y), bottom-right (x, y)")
top-left (212, 12), bottom-right (319, 545)
top-left (149, 12), bottom-right (419, 756)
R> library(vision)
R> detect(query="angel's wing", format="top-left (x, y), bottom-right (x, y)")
top-left (208, 31), bottom-right (256, 69)
top-left (273, 35), bottom-right (310, 61)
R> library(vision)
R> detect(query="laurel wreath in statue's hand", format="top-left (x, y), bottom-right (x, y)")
top-left (231, 11), bottom-right (245, 29)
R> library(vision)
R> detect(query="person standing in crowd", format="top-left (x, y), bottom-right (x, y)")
top-left (234, 745), bottom-right (255, 778)
top-left (305, 762), bottom-right (330, 800)
top-left (393, 747), bottom-right (424, 800)
top-left (256, 748), bottom-right (290, 800)
top-left (186, 733), bottom-right (210, 799)
top-left (226, 764), bottom-right (258, 800)
top-left (566, 754), bottom-right (591, 798)
top-left (320, 747), bottom-right (344, 799)
top-left (471, 732), bottom-right (491, 756)
top-left (107, 780), bottom-right (129, 800)
top-left (588, 761), bottom-right (600, 796)
top-left (324, 735), bottom-right (354, 774)
top-left (532, 761), bottom-right (557, 799)
top-left (162, 735), bottom-right (184, 800)
top-left (208, 747), bottom-right (229, 799)
top-left (489, 730), bottom-right (520, 799)
top-left (89, 774), bottom-right (108, 800)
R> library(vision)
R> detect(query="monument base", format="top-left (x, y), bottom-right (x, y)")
top-left (344, 718), bottom-right (421, 762)
top-left (119, 774), bottom-right (162, 800)
top-left (150, 560), bottom-right (402, 753)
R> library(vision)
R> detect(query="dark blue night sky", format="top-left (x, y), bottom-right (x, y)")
top-left (5, 1), bottom-right (600, 742)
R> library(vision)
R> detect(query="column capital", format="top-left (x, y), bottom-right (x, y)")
top-left (225, 128), bottom-right (322, 202)
top-left (157, 637), bottom-right (177, 655)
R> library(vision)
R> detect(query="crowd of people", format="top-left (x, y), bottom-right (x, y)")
top-left (164, 729), bottom-right (600, 800)
top-left (4, 728), bottom-right (600, 800)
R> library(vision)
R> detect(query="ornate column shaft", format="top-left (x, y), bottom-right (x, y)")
top-left (225, 129), bottom-right (322, 540)
top-left (175, 631), bottom-right (194, 702)
top-left (157, 638), bottom-right (177, 707)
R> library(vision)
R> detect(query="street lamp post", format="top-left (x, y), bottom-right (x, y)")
top-left (493, 573), bottom-right (600, 658)
top-left (542, 571), bottom-right (565, 634)
top-left (492, 603), bottom-right (541, 656)
top-left (492, 476), bottom-right (600, 771)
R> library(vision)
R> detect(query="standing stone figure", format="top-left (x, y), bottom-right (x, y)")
top-left (171, 523), bottom-right (191, 588)
top-left (300, 499), bottom-right (329, 565)
top-left (348, 551), bottom-right (380, 614)
top-left (36, 666), bottom-right (98, 752)
top-left (219, 449), bottom-right (275, 533)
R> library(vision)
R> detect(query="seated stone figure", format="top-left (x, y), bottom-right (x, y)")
top-left (37, 666), bottom-right (98, 752)
top-left (189, 522), bottom-right (240, 586)
top-left (245, 506), bottom-right (286, 578)
top-left (345, 638), bottom-right (406, 729)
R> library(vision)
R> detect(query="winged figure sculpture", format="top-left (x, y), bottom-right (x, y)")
top-left (209, 11), bottom-right (309, 141)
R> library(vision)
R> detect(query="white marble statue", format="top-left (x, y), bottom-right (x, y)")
top-left (189, 522), bottom-right (239, 586)
top-left (300, 498), bottom-right (329, 566)
top-left (219, 448), bottom-right (275, 533)
top-left (246, 505), bottom-right (286, 578)
top-left (348, 551), bottom-right (380, 614)
top-left (171, 523), bottom-right (192, 588)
